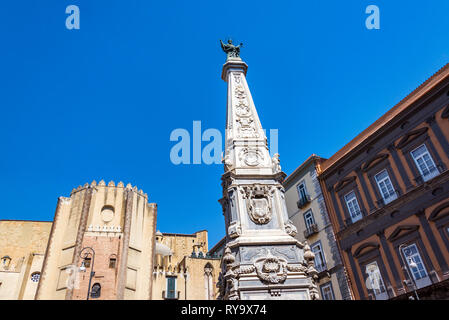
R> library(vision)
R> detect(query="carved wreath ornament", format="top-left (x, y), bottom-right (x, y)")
top-left (239, 148), bottom-right (263, 167)
top-left (218, 247), bottom-right (317, 299)
top-left (254, 252), bottom-right (288, 284)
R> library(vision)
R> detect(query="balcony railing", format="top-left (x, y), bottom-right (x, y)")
top-left (344, 209), bottom-right (365, 226)
top-left (315, 263), bottom-right (327, 274)
top-left (297, 194), bottom-right (311, 209)
top-left (376, 190), bottom-right (400, 207)
top-left (303, 224), bottom-right (319, 238)
top-left (163, 290), bottom-right (180, 300)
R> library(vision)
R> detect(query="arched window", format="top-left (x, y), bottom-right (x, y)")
top-left (1, 256), bottom-right (11, 269)
top-left (91, 283), bottom-right (101, 299)
top-left (30, 272), bottom-right (41, 283)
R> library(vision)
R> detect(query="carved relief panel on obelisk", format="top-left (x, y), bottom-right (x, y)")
top-left (217, 40), bottom-right (319, 300)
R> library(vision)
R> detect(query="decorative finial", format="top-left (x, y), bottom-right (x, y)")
top-left (220, 39), bottom-right (243, 59)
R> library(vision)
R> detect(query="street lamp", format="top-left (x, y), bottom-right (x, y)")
top-left (398, 243), bottom-right (420, 300)
top-left (79, 247), bottom-right (96, 300)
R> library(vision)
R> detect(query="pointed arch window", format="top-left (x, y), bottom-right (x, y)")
top-left (204, 263), bottom-right (214, 300)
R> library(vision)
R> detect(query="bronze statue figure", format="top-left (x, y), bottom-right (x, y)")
top-left (220, 39), bottom-right (243, 58)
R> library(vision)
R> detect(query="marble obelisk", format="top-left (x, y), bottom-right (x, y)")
top-left (217, 40), bottom-right (320, 300)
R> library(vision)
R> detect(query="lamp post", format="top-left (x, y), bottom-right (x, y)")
top-left (399, 243), bottom-right (420, 300)
top-left (183, 271), bottom-right (188, 300)
top-left (79, 247), bottom-right (95, 300)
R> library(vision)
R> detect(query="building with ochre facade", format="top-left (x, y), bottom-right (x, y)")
top-left (319, 63), bottom-right (449, 300)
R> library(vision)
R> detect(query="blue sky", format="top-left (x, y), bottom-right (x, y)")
top-left (1, 1), bottom-right (449, 246)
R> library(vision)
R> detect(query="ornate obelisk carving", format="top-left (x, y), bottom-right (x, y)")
top-left (217, 40), bottom-right (319, 300)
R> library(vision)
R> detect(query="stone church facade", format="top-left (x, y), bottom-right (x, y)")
top-left (0, 182), bottom-right (225, 300)
top-left (35, 181), bottom-right (157, 300)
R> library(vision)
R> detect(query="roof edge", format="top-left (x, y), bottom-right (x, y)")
top-left (321, 62), bottom-right (449, 174)
top-left (283, 154), bottom-right (325, 186)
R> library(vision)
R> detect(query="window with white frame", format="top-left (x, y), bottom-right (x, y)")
top-left (320, 282), bottom-right (335, 300)
top-left (365, 261), bottom-right (386, 298)
top-left (411, 144), bottom-right (439, 182)
top-left (303, 209), bottom-right (315, 229)
top-left (344, 191), bottom-right (362, 223)
top-left (311, 242), bottom-right (326, 272)
top-left (401, 244), bottom-right (428, 282)
top-left (374, 169), bottom-right (397, 204)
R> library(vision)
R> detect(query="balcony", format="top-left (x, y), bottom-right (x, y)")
top-left (344, 209), bottom-right (365, 227)
top-left (303, 224), bottom-right (318, 238)
top-left (315, 263), bottom-right (328, 277)
top-left (163, 290), bottom-right (180, 300)
top-left (297, 194), bottom-right (311, 209)
top-left (376, 190), bottom-right (400, 207)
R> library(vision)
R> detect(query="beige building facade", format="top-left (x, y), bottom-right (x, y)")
top-left (284, 155), bottom-right (352, 300)
top-left (152, 230), bottom-right (222, 300)
top-left (0, 220), bottom-right (52, 300)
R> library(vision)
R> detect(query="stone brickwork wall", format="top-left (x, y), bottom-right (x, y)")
top-left (72, 235), bottom-right (121, 300)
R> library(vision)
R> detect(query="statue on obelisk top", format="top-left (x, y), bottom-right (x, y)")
top-left (220, 39), bottom-right (243, 59)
